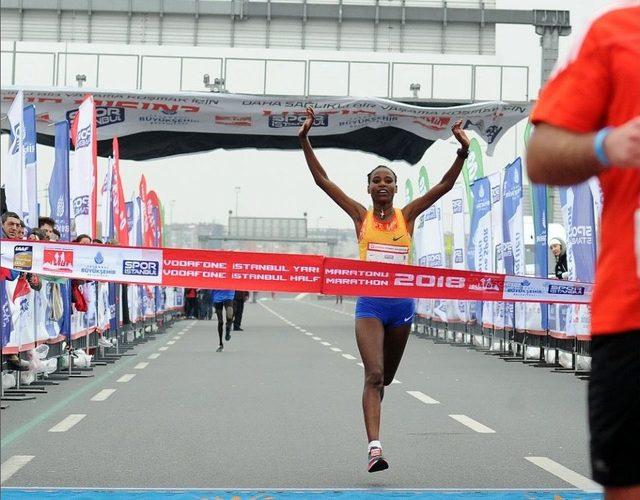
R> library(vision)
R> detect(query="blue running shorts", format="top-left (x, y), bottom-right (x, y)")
top-left (355, 297), bottom-right (415, 328)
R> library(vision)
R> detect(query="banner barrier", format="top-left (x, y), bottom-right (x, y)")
top-left (1, 240), bottom-right (593, 305)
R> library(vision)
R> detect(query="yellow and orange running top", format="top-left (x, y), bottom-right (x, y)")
top-left (358, 208), bottom-right (412, 264)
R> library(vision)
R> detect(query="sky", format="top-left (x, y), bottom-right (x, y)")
top-left (1, 0), bottom-right (611, 230)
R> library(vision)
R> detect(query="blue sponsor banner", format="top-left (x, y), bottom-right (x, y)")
top-left (48, 121), bottom-right (71, 241)
top-left (531, 183), bottom-right (549, 329)
top-left (1, 282), bottom-right (13, 349)
top-left (23, 105), bottom-right (38, 229)
top-left (467, 176), bottom-right (491, 322)
top-left (560, 183), bottom-right (596, 283)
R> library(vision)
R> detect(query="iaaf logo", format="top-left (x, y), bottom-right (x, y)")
top-left (76, 125), bottom-right (92, 149)
top-left (13, 245), bottom-right (33, 271)
top-left (43, 249), bottom-right (74, 273)
top-left (269, 114), bottom-right (328, 128)
top-left (123, 260), bottom-right (159, 276)
top-left (215, 115), bottom-right (252, 127)
top-left (67, 107), bottom-right (125, 128)
top-left (73, 195), bottom-right (90, 217)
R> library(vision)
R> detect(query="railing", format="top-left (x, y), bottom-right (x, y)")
top-left (0, 44), bottom-right (529, 102)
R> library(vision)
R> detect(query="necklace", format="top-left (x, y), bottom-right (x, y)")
top-left (379, 209), bottom-right (385, 219)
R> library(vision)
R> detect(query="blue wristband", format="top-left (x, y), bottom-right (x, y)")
top-left (594, 127), bottom-right (613, 167)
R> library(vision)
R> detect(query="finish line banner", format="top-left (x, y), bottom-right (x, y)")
top-left (0, 87), bottom-right (530, 164)
top-left (1, 240), bottom-right (592, 304)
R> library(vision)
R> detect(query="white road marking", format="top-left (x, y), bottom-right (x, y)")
top-left (330, 347), bottom-right (342, 352)
top-left (305, 332), bottom-right (313, 336)
top-left (148, 353), bottom-right (160, 359)
top-left (391, 379), bottom-right (401, 384)
top-left (134, 362), bottom-right (149, 370)
top-left (407, 390), bottom-right (440, 405)
top-left (342, 354), bottom-right (357, 360)
top-left (299, 329), bottom-right (307, 333)
top-left (525, 457), bottom-right (602, 492)
top-left (166, 341), bottom-right (175, 345)
top-left (1, 455), bottom-right (35, 484)
top-left (158, 346), bottom-right (168, 351)
top-left (172, 336), bottom-right (180, 340)
top-left (117, 374), bottom-right (136, 383)
top-left (321, 341), bottom-right (331, 346)
top-left (49, 414), bottom-right (86, 432)
top-left (449, 414), bottom-right (495, 433)
top-left (90, 389), bottom-right (116, 402)
top-left (312, 336), bottom-right (322, 341)
top-left (357, 362), bottom-right (364, 367)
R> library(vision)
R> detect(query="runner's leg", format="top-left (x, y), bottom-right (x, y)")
top-left (382, 323), bottom-right (411, 386)
top-left (355, 317), bottom-right (385, 442)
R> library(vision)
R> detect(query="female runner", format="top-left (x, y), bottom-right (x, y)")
top-left (299, 107), bottom-right (469, 472)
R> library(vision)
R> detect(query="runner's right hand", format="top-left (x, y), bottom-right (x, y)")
top-left (298, 107), bottom-right (315, 139)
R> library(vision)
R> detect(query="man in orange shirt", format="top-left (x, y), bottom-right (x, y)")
top-left (527, 3), bottom-right (640, 498)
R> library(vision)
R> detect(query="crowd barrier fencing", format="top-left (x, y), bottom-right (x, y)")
top-left (1, 275), bottom-right (184, 407)
top-left (412, 307), bottom-right (591, 377)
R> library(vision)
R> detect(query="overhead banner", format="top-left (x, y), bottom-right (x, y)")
top-left (0, 88), bottom-right (530, 164)
top-left (1, 239), bottom-right (593, 305)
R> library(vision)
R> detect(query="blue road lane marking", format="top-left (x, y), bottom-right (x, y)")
top-left (1, 489), bottom-right (603, 499)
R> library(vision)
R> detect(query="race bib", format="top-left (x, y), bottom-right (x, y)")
top-left (366, 243), bottom-right (409, 265)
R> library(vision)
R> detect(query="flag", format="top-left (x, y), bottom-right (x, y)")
top-left (4, 90), bottom-right (28, 221)
top-left (450, 184), bottom-right (468, 322)
top-left (111, 137), bottom-right (129, 246)
top-left (23, 105), bottom-right (38, 229)
top-left (99, 157), bottom-right (113, 241)
top-left (531, 182), bottom-right (548, 329)
top-left (139, 175), bottom-right (151, 247)
top-left (468, 176), bottom-right (492, 323)
top-left (70, 95), bottom-right (98, 238)
top-left (48, 121), bottom-right (71, 241)
top-left (147, 190), bottom-right (162, 247)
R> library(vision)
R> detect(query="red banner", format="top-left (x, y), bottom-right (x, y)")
top-left (0, 240), bottom-right (593, 304)
top-left (111, 137), bottom-right (129, 246)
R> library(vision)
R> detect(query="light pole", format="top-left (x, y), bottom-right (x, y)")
top-left (234, 186), bottom-right (241, 216)
top-left (316, 216), bottom-right (324, 229)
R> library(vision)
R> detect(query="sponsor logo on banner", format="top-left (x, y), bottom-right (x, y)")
top-left (73, 195), bottom-right (90, 217)
top-left (123, 260), bottom-right (160, 277)
top-left (463, 119), bottom-right (503, 144)
top-left (454, 248), bottom-right (464, 264)
top-left (67, 107), bottom-right (125, 128)
top-left (269, 114), bottom-right (328, 128)
top-left (338, 115), bottom-right (398, 128)
top-left (427, 253), bottom-right (443, 267)
top-left (138, 115), bottom-right (199, 125)
top-left (13, 245), bottom-right (33, 271)
top-left (452, 198), bottom-right (463, 214)
top-left (76, 125), bottom-right (92, 149)
top-left (548, 284), bottom-right (586, 296)
top-left (424, 206), bottom-right (437, 222)
top-left (79, 251), bottom-right (117, 277)
top-left (469, 277), bottom-right (501, 292)
top-left (215, 115), bottom-right (252, 127)
top-left (43, 249), bottom-right (74, 273)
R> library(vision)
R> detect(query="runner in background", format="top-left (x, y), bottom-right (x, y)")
top-left (527, 3), bottom-right (640, 497)
top-left (213, 289), bottom-right (235, 352)
top-left (299, 106), bottom-right (469, 473)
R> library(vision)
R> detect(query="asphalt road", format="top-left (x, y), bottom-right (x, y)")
top-left (1, 296), bottom-right (600, 496)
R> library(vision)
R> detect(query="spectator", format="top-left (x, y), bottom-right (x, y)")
top-left (233, 291), bottom-right (249, 331)
top-left (1, 211), bottom-right (22, 239)
top-left (549, 237), bottom-right (569, 280)
top-left (73, 234), bottom-right (92, 244)
top-left (38, 216), bottom-right (56, 240)
top-left (50, 228), bottom-right (61, 241)
top-left (20, 220), bottom-right (27, 238)
top-left (526, 3), bottom-right (640, 496)
top-left (27, 228), bottom-right (47, 241)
